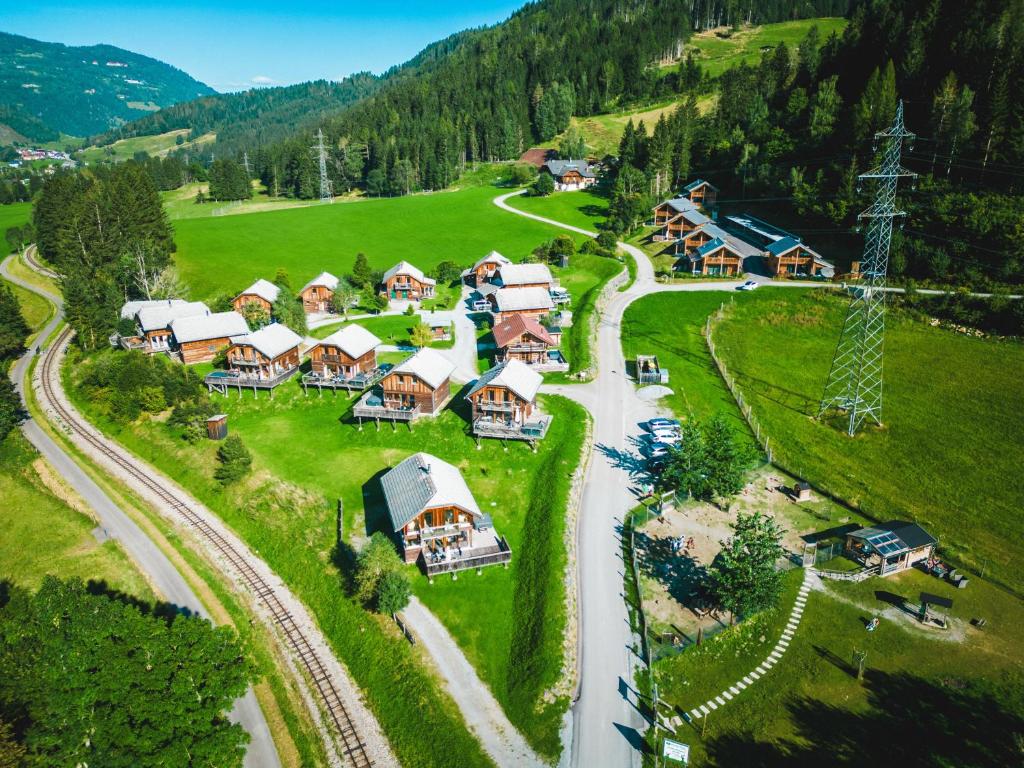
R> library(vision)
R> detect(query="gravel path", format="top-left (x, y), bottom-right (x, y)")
top-left (401, 598), bottom-right (545, 768)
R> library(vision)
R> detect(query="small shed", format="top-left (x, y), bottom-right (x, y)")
top-left (636, 355), bottom-right (669, 385)
top-left (845, 521), bottom-right (937, 577)
top-left (206, 414), bottom-right (228, 440)
top-left (793, 481), bottom-right (812, 502)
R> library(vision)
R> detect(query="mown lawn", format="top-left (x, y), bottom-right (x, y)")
top-left (713, 288), bottom-right (1024, 592)
top-left (171, 182), bottom-right (589, 301)
top-left (620, 291), bottom-right (750, 440)
top-left (3, 278), bottom-right (53, 338)
top-left (0, 202), bottom-right (32, 247)
top-left (311, 314), bottom-right (455, 349)
top-left (552, 252), bottom-right (623, 376)
top-left (68, 356), bottom-right (587, 761)
top-left (0, 431), bottom-right (153, 598)
top-left (657, 567), bottom-right (1024, 766)
top-left (506, 190), bottom-right (608, 233)
top-left (680, 18), bottom-right (849, 79)
top-left (80, 129), bottom-right (216, 163)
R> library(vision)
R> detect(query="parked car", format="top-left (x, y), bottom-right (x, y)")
top-left (646, 444), bottom-right (670, 459)
top-left (651, 428), bottom-right (681, 444)
top-left (738, 280), bottom-right (759, 291)
top-left (647, 418), bottom-right (681, 432)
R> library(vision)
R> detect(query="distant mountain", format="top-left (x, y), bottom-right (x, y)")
top-left (0, 31), bottom-right (215, 140)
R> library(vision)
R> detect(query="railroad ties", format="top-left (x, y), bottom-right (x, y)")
top-left (40, 326), bottom-right (373, 768)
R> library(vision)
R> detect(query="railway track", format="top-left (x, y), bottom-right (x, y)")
top-left (39, 324), bottom-right (374, 768)
top-left (24, 245), bottom-right (59, 280)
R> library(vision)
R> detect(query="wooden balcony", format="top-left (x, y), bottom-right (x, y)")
top-left (472, 414), bottom-right (552, 442)
top-left (352, 392), bottom-right (421, 422)
top-left (301, 365), bottom-right (388, 392)
top-left (205, 366), bottom-right (298, 394)
top-left (422, 534), bottom-right (512, 578)
top-left (476, 400), bottom-right (516, 413)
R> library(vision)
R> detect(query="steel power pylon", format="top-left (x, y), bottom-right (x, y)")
top-left (314, 128), bottom-right (333, 203)
top-left (817, 100), bottom-right (916, 436)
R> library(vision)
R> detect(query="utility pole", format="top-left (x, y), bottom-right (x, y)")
top-left (313, 128), bottom-right (333, 203)
top-left (817, 100), bottom-right (916, 436)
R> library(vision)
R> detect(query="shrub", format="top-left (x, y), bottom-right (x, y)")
top-left (530, 172), bottom-right (555, 197)
top-left (376, 570), bottom-right (411, 615)
top-left (404, 303), bottom-right (416, 316)
top-left (596, 231), bottom-right (617, 250)
top-left (354, 533), bottom-right (405, 611)
top-left (214, 435), bottom-right (252, 485)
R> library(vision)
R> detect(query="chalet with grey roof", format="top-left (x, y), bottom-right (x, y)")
top-left (306, 324), bottom-right (383, 390)
top-left (232, 279), bottom-right (280, 315)
top-left (467, 359), bottom-right (551, 443)
top-left (117, 299), bottom-right (210, 354)
top-left (541, 159), bottom-right (597, 190)
top-left (170, 311), bottom-right (250, 364)
top-left (353, 347), bottom-right (455, 424)
top-left (382, 261), bottom-right (435, 301)
top-left (683, 178), bottom-right (718, 206)
top-left (300, 271), bottom-right (340, 313)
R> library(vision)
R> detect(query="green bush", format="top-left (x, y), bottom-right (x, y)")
top-left (77, 350), bottom-right (207, 423)
top-left (214, 435), bottom-right (252, 485)
top-left (377, 570), bottom-right (411, 615)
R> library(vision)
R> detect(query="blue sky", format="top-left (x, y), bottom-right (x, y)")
top-left (0, 0), bottom-right (527, 91)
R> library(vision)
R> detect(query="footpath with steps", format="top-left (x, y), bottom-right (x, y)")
top-left (677, 568), bottom-right (815, 726)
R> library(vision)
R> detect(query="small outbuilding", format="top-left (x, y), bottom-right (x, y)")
top-left (205, 414), bottom-right (228, 440)
top-left (844, 521), bottom-right (937, 577)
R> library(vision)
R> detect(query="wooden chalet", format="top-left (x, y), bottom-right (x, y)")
top-left (651, 197), bottom-right (710, 241)
top-left (232, 278), bottom-right (280, 314)
top-left (467, 360), bottom-right (550, 443)
top-left (682, 178), bottom-right (718, 206)
top-left (117, 299), bottom-right (210, 354)
top-left (495, 262), bottom-right (555, 291)
top-left (463, 250), bottom-right (512, 286)
top-left (686, 237), bottom-right (745, 276)
top-left (764, 237), bottom-right (834, 278)
top-left (353, 347), bottom-right (454, 424)
top-left (492, 314), bottom-right (565, 371)
top-left (380, 452), bottom-right (511, 575)
top-left (307, 323), bottom-right (382, 383)
top-left (208, 323), bottom-right (302, 393)
top-left (382, 261), bottom-right (436, 301)
top-left (300, 272), bottom-right (339, 313)
top-left (490, 287), bottom-right (554, 323)
top-left (541, 159), bottom-right (597, 191)
top-left (844, 522), bottom-right (937, 577)
top-left (170, 311), bottom-right (250, 364)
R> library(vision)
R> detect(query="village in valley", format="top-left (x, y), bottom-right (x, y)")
top-left (2, 4), bottom-right (1023, 768)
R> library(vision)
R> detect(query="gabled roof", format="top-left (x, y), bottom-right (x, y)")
top-left (676, 208), bottom-right (710, 227)
top-left (694, 238), bottom-right (734, 259)
top-left (492, 313), bottom-right (555, 348)
top-left (494, 287), bottom-right (554, 313)
top-left (475, 282), bottom-right (501, 298)
top-left (383, 261), bottom-right (436, 286)
top-left (137, 301), bottom-right (211, 332)
top-left (497, 263), bottom-right (554, 287)
top-left (543, 159), bottom-right (595, 179)
top-left (467, 359), bottom-right (542, 402)
top-left (235, 278), bottom-right (280, 305)
top-left (420, 311), bottom-right (451, 329)
top-left (391, 348), bottom-right (455, 389)
top-left (472, 250), bottom-right (511, 271)
top-left (121, 298), bottom-right (187, 321)
top-left (232, 322), bottom-right (301, 359)
top-left (300, 271), bottom-right (339, 293)
top-left (848, 521), bottom-right (936, 555)
top-left (380, 452), bottom-right (482, 531)
top-left (170, 311), bottom-right (249, 344)
top-left (684, 178), bottom-right (718, 192)
top-left (765, 236), bottom-right (834, 267)
top-left (655, 197), bottom-right (698, 214)
top-left (318, 324), bottom-right (381, 359)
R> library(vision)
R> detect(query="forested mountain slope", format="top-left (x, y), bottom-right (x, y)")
top-left (0, 31), bottom-right (214, 140)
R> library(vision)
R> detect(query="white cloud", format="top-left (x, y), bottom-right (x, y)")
top-left (250, 75), bottom-right (276, 85)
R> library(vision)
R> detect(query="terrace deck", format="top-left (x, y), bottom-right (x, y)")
top-left (205, 367), bottom-right (299, 396)
top-left (301, 366), bottom-right (389, 393)
top-left (422, 531), bottom-right (512, 579)
top-left (472, 414), bottom-right (552, 443)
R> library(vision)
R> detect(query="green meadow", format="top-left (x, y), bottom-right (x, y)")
top-left (0, 202), bottom-right (32, 247)
top-left (506, 189), bottom-right (608, 233)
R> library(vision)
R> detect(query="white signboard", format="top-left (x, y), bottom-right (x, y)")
top-left (663, 738), bottom-right (690, 764)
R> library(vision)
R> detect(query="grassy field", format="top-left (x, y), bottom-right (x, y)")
top-left (79, 129), bottom-right (216, 163)
top-left (620, 291), bottom-right (751, 440)
top-left (68, 353), bottom-right (588, 761)
top-left (713, 289), bottom-right (1024, 591)
top-left (170, 180), bottom-right (588, 301)
top-left (0, 431), bottom-right (153, 597)
top-left (506, 189), bottom-right (608, 232)
top-left (656, 564), bottom-right (1024, 765)
top-left (677, 18), bottom-right (849, 79)
top-left (4, 279), bottom-right (52, 339)
top-left (310, 313), bottom-right (455, 349)
top-left (0, 202), bottom-right (32, 246)
top-left (161, 182), bottom-right (325, 221)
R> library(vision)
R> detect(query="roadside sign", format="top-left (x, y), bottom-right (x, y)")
top-left (663, 738), bottom-right (690, 764)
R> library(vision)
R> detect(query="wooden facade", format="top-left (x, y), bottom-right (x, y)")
top-left (226, 341), bottom-right (300, 381)
top-left (652, 201), bottom-right (683, 227)
top-left (675, 226), bottom-right (718, 256)
top-left (232, 293), bottom-right (273, 314)
top-left (384, 273), bottom-right (434, 300)
top-left (398, 505), bottom-right (478, 564)
top-left (179, 336), bottom-right (236, 365)
top-left (691, 243), bottom-right (744, 276)
top-left (494, 322), bottom-right (556, 366)
top-left (766, 243), bottom-right (829, 277)
top-left (310, 343), bottom-right (376, 378)
top-left (468, 255), bottom-right (509, 285)
top-left (468, 383), bottom-right (536, 424)
top-left (685, 180), bottom-right (718, 206)
top-left (379, 369), bottom-right (450, 415)
top-left (301, 284), bottom-right (333, 313)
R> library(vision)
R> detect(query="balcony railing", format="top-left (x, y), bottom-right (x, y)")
top-left (205, 366), bottom-right (298, 391)
top-left (423, 537), bottom-right (512, 577)
top-left (476, 400), bottom-right (516, 413)
top-left (473, 415), bottom-right (551, 441)
top-left (302, 365), bottom-right (387, 391)
top-left (352, 395), bottom-right (421, 421)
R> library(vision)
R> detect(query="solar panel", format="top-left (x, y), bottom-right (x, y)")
top-left (866, 531), bottom-right (907, 556)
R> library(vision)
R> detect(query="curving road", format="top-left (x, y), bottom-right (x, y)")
top-left (1, 251), bottom-right (283, 767)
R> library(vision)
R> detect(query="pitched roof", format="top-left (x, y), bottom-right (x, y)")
top-left (684, 178), bottom-right (717, 192)
top-left (694, 238), bottom-right (730, 259)
top-left (420, 311), bottom-right (451, 329)
top-left (391, 348), bottom-right (455, 389)
top-left (120, 298), bottom-right (187, 321)
top-left (471, 250), bottom-right (512, 271)
top-left (318, 324), bottom-right (381, 359)
top-left (543, 159), bottom-right (595, 178)
top-left (848, 521), bottom-right (936, 555)
top-left (657, 197), bottom-right (698, 214)
top-left (383, 261), bottom-right (436, 286)
top-left (232, 322), bottom-right (301, 359)
top-left (235, 278), bottom-right (280, 304)
top-left (491, 313), bottom-right (555, 348)
top-left (380, 452), bottom-right (482, 531)
top-left (494, 287), bottom-right (554, 313)
top-left (467, 359), bottom-right (542, 402)
top-left (170, 311), bottom-right (249, 344)
top-left (497, 263), bottom-right (554, 287)
top-left (300, 271), bottom-right (339, 293)
top-left (765, 236), bottom-right (834, 267)
top-left (678, 208), bottom-right (710, 227)
top-left (136, 301), bottom-right (211, 332)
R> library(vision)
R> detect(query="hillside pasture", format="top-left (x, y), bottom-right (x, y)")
top-left (171, 183), bottom-right (588, 300)
top-left (506, 189), bottom-right (608, 232)
top-left (79, 129), bottom-right (216, 163)
top-left (713, 289), bottom-right (1024, 591)
top-left (0, 202), bottom-right (32, 247)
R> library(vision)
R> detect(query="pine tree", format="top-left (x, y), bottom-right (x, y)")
top-left (351, 252), bottom-right (373, 288)
top-left (0, 284), bottom-right (29, 360)
top-left (708, 511), bottom-right (786, 622)
top-left (214, 435), bottom-right (252, 484)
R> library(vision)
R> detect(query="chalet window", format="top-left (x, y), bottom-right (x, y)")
top-left (444, 509), bottom-right (454, 524)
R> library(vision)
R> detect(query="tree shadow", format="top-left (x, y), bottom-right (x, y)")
top-left (706, 671), bottom-right (1024, 767)
top-left (596, 441), bottom-right (652, 481)
top-left (613, 722), bottom-right (651, 754)
top-left (85, 579), bottom-right (193, 622)
top-left (361, 469), bottom-right (392, 540)
top-left (632, 528), bottom-right (709, 606)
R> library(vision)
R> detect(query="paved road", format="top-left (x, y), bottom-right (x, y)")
top-left (1, 252), bottom-right (282, 768)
